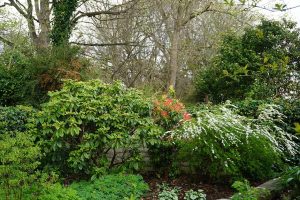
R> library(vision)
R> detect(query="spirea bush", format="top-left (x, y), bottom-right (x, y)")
top-left (173, 104), bottom-right (299, 181)
top-left (36, 80), bottom-right (160, 178)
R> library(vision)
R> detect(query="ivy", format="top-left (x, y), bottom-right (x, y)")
top-left (51, 0), bottom-right (78, 46)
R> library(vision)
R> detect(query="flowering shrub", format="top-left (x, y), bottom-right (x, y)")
top-left (153, 95), bottom-right (191, 132)
top-left (173, 104), bottom-right (299, 181)
top-left (148, 96), bottom-right (191, 177)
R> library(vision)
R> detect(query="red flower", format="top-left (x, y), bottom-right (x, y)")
top-left (161, 110), bottom-right (169, 118)
top-left (183, 112), bottom-right (191, 121)
top-left (163, 98), bottom-right (173, 106)
top-left (172, 103), bottom-right (184, 112)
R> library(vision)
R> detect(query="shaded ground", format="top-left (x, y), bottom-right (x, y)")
top-left (142, 174), bottom-right (233, 200)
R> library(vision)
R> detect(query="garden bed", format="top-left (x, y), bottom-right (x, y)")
top-left (142, 174), bottom-right (233, 200)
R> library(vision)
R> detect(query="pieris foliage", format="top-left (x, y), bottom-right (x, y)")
top-left (172, 104), bottom-right (299, 181)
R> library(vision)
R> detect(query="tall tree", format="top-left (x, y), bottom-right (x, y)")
top-left (0, 0), bottom-right (137, 50)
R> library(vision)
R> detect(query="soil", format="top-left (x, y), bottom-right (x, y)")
top-left (142, 174), bottom-right (233, 200)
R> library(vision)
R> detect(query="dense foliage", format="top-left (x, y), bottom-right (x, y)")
top-left (231, 180), bottom-right (270, 200)
top-left (1, 4), bottom-right (300, 198)
top-left (36, 80), bottom-right (160, 178)
top-left (0, 45), bottom-right (88, 106)
top-left (279, 166), bottom-right (300, 198)
top-left (196, 19), bottom-right (300, 103)
top-left (173, 104), bottom-right (298, 181)
top-left (70, 174), bottom-right (149, 200)
top-left (234, 99), bottom-right (300, 134)
top-left (0, 106), bottom-right (40, 200)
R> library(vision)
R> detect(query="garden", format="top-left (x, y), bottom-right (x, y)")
top-left (0, 0), bottom-right (300, 199)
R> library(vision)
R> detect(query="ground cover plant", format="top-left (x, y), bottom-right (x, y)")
top-left (70, 174), bottom-right (149, 200)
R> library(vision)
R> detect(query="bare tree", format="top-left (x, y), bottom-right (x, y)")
top-left (82, 0), bottom-right (255, 96)
top-left (0, 0), bottom-right (137, 50)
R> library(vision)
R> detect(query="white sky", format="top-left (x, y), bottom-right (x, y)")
top-left (258, 0), bottom-right (300, 25)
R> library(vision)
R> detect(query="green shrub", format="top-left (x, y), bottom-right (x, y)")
top-left (231, 180), bottom-right (270, 200)
top-left (0, 106), bottom-right (40, 200)
top-left (0, 106), bottom-right (35, 133)
top-left (195, 19), bottom-right (300, 103)
top-left (173, 104), bottom-right (298, 181)
top-left (0, 46), bottom-right (46, 106)
top-left (234, 99), bottom-right (300, 135)
top-left (280, 166), bottom-right (300, 198)
top-left (70, 174), bottom-right (149, 200)
top-left (36, 80), bottom-right (160, 178)
top-left (37, 183), bottom-right (81, 200)
top-left (234, 99), bottom-right (300, 164)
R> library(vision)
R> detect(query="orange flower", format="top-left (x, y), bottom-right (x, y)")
top-left (161, 110), bottom-right (169, 118)
top-left (172, 103), bottom-right (184, 112)
top-left (163, 98), bottom-right (173, 106)
top-left (183, 112), bottom-right (191, 121)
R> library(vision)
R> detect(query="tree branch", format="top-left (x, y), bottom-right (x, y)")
top-left (70, 41), bottom-right (140, 47)
top-left (8, 0), bottom-right (28, 18)
top-left (72, 0), bottom-right (137, 23)
top-left (0, 2), bottom-right (11, 8)
top-left (181, 1), bottom-right (213, 27)
top-left (0, 35), bottom-right (14, 47)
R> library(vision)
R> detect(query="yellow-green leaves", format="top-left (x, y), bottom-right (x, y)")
top-left (37, 80), bottom-right (161, 177)
top-left (295, 122), bottom-right (300, 135)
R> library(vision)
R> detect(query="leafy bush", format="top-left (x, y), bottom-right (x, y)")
top-left (0, 106), bottom-right (35, 133)
top-left (0, 106), bottom-right (40, 200)
top-left (70, 174), bottom-right (149, 200)
top-left (195, 19), bottom-right (300, 103)
top-left (37, 183), bottom-right (81, 200)
top-left (184, 189), bottom-right (206, 200)
top-left (173, 104), bottom-right (298, 181)
top-left (0, 44), bottom-right (89, 106)
top-left (0, 41), bottom-right (36, 106)
top-left (231, 180), bottom-right (270, 200)
top-left (36, 80), bottom-right (160, 177)
top-left (280, 166), bottom-right (300, 198)
top-left (234, 99), bottom-right (300, 135)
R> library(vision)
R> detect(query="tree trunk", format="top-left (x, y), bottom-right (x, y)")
top-left (34, 0), bottom-right (51, 50)
top-left (169, 28), bottom-right (180, 88)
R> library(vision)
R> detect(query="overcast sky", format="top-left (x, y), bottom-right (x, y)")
top-left (258, 0), bottom-right (300, 25)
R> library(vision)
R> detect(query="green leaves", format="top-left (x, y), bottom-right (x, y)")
top-left (196, 19), bottom-right (300, 102)
top-left (232, 180), bottom-right (270, 200)
top-left (173, 104), bottom-right (297, 181)
top-left (36, 80), bottom-right (160, 177)
top-left (70, 174), bottom-right (149, 200)
top-left (0, 106), bottom-right (41, 200)
top-left (274, 3), bottom-right (287, 11)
